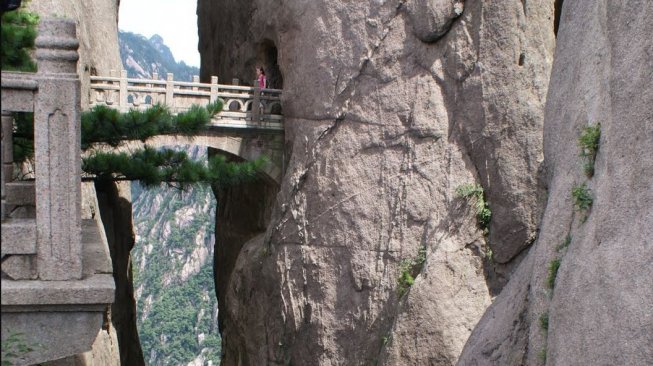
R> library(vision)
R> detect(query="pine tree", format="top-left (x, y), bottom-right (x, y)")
top-left (2, 6), bottom-right (266, 189)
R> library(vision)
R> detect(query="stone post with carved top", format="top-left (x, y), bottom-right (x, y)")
top-left (33, 18), bottom-right (82, 280)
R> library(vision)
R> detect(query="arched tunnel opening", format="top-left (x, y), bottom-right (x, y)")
top-left (256, 39), bottom-right (283, 90)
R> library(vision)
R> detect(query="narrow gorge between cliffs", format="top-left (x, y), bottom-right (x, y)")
top-left (131, 146), bottom-right (221, 365)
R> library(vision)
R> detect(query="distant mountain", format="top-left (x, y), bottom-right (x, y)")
top-left (119, 31), bottom-right (199, 81)
top-left (131, 146), bottom-right (221, 366)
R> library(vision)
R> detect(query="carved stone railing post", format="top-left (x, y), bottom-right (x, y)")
top-left (33, 19), bottom-right (82, 280)
top-left (165, 73), bottom-right (174, 108)
top-left (1, 113), bottom-right (14, 219)
top-left (210, 76), bottom-right (218, 103)
top-left (119, 70), bottom-right (128, 112)
top-left (252, 87), bottom-right (261, 122)
top-left (192, 75), bottom-right (199, 91)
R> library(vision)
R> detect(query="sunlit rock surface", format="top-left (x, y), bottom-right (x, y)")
top-left (199, 1), bottom-right (555, 364)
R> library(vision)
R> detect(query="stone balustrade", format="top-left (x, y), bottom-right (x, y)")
top-left (89, 71), bottom-right (284, 132)
top-left (1, 18), bottom-right (114, 365)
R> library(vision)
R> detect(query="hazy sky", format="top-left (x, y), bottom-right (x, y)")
top-left (119, 0), bottom-right (200, 67)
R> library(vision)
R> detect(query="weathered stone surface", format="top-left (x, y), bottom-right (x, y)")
top-left (1, 310), bottom-right (105, 365)
top-left (405, 0), bottom-right (465, 43)
top-left (73, 319), bottom-right (121, 366)
top-left (34, 19), bottom-right (83, 281)
top-left (199, 0), bottom-right (554, 364)
top-left (4, 181), bottom-right (35, 206)
top-left (1, 255), bottom-right (37, 280)
top-left (95, 180), bottom-right (146, 366)
top-left (458, 1), bottom-right (653, 365)
top-left (1, 274), bottom-right (113, 305)
top-left (27, 0), bottom-right (122, 107)
top-left (0, 218), bottom-right (37, 255)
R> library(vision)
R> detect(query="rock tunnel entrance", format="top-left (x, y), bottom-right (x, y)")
top-left (256, 39), bottom-right (283, 90)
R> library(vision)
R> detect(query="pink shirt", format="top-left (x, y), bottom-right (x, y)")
top-left (258, 74), bottom-right (266, 88)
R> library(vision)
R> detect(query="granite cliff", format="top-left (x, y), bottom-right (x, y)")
top-left (19, 0), bottom-right (652, 365)
top-left (458, 1), bottom-right (653, 365)
top-left (199, 1), bottom-right (555, 364)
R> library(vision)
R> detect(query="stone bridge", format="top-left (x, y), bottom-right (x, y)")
top-left (88, 71), bottom-right (285, 184)
top-left (1, 17), bottom-right (286, 364)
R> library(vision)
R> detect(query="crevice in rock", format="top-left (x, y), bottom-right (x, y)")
top-left (208, 148), bottom-right (279, 363)
top-left (554, 0), bottom-right (564, 37)
top-left (95, 180), bottom-right (146, 366)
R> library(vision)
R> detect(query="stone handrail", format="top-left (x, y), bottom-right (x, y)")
top-left (1, 19), bottom-right (83, 281)
top-left (1, 18), bottom-right (114, 364)
top-left (89, 71), bottom-right (283, 124)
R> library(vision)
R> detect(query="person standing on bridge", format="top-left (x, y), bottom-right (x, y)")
top-left (256, 66), bottom-right (267, 89)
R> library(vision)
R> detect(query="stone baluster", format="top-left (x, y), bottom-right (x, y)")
top-left (107, 69), bottom-right (118, 105)
top-left (165, 73), bottom-right (174, 109)
top-left (119, 70), bottom-right (128, 112)
top-left (252, 87), bottom-right (261, 122)
top-left (192, 75), bottom-right (199, 91)
top-left (151, 73), bottom-right (159, 104)
top-left (1, 113), bottom-right (14, 219)
top-left (210, 76), bottom-right (219, 104)
top-left (33, 18), bottom-right (82, 280)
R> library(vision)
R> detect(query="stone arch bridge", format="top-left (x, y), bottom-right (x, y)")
top-left (88, 71), bottom-right (285, 184)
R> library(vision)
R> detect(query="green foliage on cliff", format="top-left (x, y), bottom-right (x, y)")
top-left (10, 98), bottom-right (266, 188)
top-left (456, 183), bottom-right (492, 233)
top-left (571, 183), bottom-right (593, 211)
top-left (1, 6), bottom-right (38, 72)
top-left (539, 312), bottom-right (549, 331)
top-left (119, 31), bottom-right (199, 80)
top-left (11, 112), bottom-right (34, 165)
top-left (138, 264), bottom-right (221, 365)
top-left (546, 258), bottom-right (561, 290)
top-left (578, 124), bottom-right (601, 178)
top-left (131, 174), bottom-right (221, 365)
top-left (1, 332), bottom-right (35, 366)
top-left (397, 247), bottom-right (427, 297)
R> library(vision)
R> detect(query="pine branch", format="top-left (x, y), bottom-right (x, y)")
top-left (1, 8), bottom-right (39, 72)
top-left (80, 100), bottom-right (223, 150)
top-left (83, 146), bottom-right (268, 189)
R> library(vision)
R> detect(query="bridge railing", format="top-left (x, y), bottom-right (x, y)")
top-left (89, 71), bottom-right (283, 124)
top-left (1, 18), bottom-right (114, 364)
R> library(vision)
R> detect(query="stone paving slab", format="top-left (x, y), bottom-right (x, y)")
top-left (1, 218), bottom-right (37, 255)
top-left (4, 181), bottom-right (35, 206)
top-left (1, 273), bottom-right (114, 306)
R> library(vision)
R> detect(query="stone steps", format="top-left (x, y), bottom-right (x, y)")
top-left (4, 180), bottom-right (35, 206)
top-left (1, 218), bottom-right (37, 256)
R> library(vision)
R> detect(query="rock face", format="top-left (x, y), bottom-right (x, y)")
top-left (27, 0), bottom-right (122, 106)
top-left (458, 1), bottom-right (653, 365)
top-left (199, 1), bottom-right (555, 364)
top-left (95, 181), bottom-right (146, 366)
